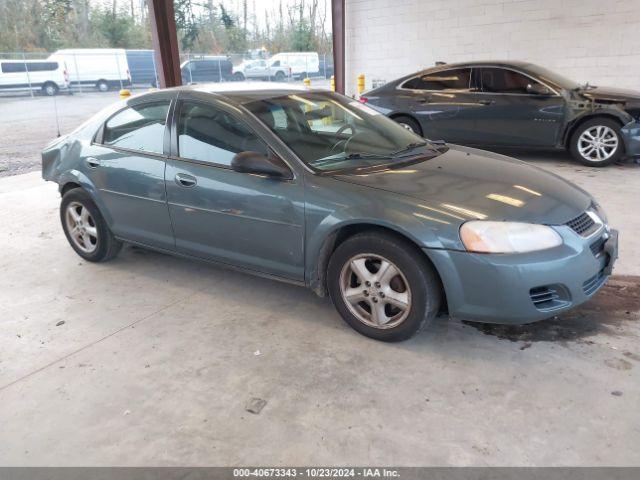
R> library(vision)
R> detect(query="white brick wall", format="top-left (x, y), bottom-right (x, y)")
top-left (345, 0), bottom-right (640, 95)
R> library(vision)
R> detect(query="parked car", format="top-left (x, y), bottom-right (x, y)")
top-left (181, 57), bottom-right (233, 84)
top-left (232, 59), bottom-right (292, 82)
top-left (49, 48), bottom-right (131, 92)
top-left (126, 49), bottom-right (158, 87)
top-left (42, 84), bottom-right (618, 342)
top-left (270, 52), bottom-right (319, 79)
top-left (0, 59), bottom-right (69, 96)
top-left (362, 61), bottom-right (640, 167)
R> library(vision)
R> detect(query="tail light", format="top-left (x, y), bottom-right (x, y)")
top-left (127, 69), bottom-right (131, 82)
top-left (359, 96), bottom-right (368, 103)
top-left (63, 69), bottom-right (69, 83)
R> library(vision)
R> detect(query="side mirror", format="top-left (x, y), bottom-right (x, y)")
top-left (231, 151), bottom-right (292, 179)
top-left (527, 83), bottom-right (552, 95)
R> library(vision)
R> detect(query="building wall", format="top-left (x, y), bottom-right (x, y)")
top-left (345, 0), bottom-right (640, 95)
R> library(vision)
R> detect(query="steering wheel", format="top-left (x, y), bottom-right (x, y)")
top-left (329, 123), bottom-right (357, 154)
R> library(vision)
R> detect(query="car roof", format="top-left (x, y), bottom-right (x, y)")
top-left (428, 60), bottom-right (532, 69)
top-left (173, 81), bottom-right (322, 104)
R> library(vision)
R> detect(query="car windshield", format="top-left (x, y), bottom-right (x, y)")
top-left (523, 63), bottom-right (580, 90)
top-left (244, 91), bottom-right (443, 172)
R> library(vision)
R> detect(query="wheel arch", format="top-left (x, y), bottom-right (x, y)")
top-left (388, 112), bottom-right (423, 135)
top-left (563, 112), bottom-right (627, 150)
top-left (310, 222), bottom-right (447, 312)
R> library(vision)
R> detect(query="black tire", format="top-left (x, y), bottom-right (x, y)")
top-left (42, 82), bottom-right (59, 96)
top-left (234, 72), bottom-right (245, 81)
top-left (392, 115), bottom-right (422, 136)
top-left (327, 232), bottom-right (442, 342)
top-left (60, 188), bottom-right (122, 262)
top-left (96, 80), bottom-right (109, 92)
top-left (570, 117), bottom-right (624, 167)
top-left (275, 71), bottom-right (285, 82)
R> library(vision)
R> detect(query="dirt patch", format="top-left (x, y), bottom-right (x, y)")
top-left (465, 275), bottom-right (640, 343)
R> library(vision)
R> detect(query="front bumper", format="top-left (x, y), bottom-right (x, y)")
top-left (426, 226), bottom-right (618, 325)
top-left (621, 119), bottom-right (640, 158)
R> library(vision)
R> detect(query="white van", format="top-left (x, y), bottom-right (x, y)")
top-left (0, 59), bottom-right (69, 96)
top-left (269, 52), bottom-right (319, 79)
top-left (49, 48), bottom-right (131, 92)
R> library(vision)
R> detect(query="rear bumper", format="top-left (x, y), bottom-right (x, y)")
top-left (426, 226), bottom-right (618, 325)
top-left (621, 119), bottom-right (640, 157)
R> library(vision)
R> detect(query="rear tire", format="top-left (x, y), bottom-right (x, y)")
top-left (392, 115), bottom-right (422, 136)
top-left (570, 118), bottom-right (623, 167)
top-left (60, 189), bottom-right (122, 262)
top-left (234, 72), bottom-right (245, 81)
top-left (327, 232), bottom-right (442, 342)
top-left (42, 82), bottom-right (59, 96)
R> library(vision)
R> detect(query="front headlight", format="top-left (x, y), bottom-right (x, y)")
top-left (460, 221), bottom-right (563, 253)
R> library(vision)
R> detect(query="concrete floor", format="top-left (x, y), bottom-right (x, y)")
top-left (0, 159), bottom-right (639, 466)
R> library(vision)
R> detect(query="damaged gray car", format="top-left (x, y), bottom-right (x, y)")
top-left (362, 61), bottom-right (640, 166)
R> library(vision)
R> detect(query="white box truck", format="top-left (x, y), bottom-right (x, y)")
top-left (48, 48), bottom-right (131, 92)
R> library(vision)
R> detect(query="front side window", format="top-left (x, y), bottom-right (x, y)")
top-left (480, 68), bottom-right (543, 94)
top-left (403, 68), bottom-right (471, 91)
top-left (245, 92), bottom-right (444, 172)
top-left (102, 102), bottom-right (170, 154)
top-left (177, 101), bottom-right (268, 166)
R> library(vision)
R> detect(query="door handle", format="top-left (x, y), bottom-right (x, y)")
top-left (477, 99), bottom-right (494, 105)
top-left (418, 97), bottom-right (432, 104)
top-left (86, 157), bottom-right (101, 168)
top-left (175, 173), bottom-right (197, 188)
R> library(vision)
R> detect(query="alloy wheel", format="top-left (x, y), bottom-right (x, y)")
top-left (65, 201), bottom-right (98, 253)
top-left (339, 253), bottom-right (412, 329)
top-left (577, 125), bottom-right (619, 162)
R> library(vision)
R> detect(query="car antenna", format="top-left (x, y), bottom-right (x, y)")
top-left (52, 93), bottom-right (61, 137)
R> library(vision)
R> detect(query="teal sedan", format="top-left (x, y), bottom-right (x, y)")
top-left (42, 83), bottom-right (618, 341)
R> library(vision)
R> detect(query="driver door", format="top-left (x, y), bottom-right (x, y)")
top-left (165, 96), bottom-right (305, 280)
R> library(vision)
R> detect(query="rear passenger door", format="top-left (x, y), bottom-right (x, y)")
top-left (86, 97), bottom-right (175, 249)
top-left (403, 67), bottom-right (482, 143)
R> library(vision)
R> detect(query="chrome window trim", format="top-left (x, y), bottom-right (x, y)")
top-left (397, 65), bottom-right (562, 97)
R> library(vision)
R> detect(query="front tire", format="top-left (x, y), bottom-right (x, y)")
top-left (275, 71), bottom-right (285, 82)
top-left (570, 118), bottom-right (623, 167)
top-left (327, 232), bottom-right (442, 342)
top-left (60, 189), bottom-right (122, 262)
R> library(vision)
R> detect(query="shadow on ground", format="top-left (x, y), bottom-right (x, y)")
top-left (464, 275), bottom-right (640, 345)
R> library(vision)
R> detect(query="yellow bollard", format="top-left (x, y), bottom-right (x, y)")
top-left (119, 89), bottom-right (131, 99)
top-left (357, 74), bottom-right (365, 94)
top-left (330, 75), bottom-right (335, 92)
top-left (303, 77), bottom-right (311, 88)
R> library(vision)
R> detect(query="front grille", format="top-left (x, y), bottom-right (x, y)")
top-left (583, 269), bottom-right (607, 296)
top-left (565, 211), bottom-right (595, 236)
top-left (590, 236), bottom-right (606, 257)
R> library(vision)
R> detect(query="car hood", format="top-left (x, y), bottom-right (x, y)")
top-left (331, 145), bottom-right (592, 225)
top-left (581, 85), bottom-right (640, 103)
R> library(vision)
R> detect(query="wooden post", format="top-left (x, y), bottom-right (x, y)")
top-left (331, 0), bottom-right (345, 94)
top-left (148, 0), bottom-right (182, 88)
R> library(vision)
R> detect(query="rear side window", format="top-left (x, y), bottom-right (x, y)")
top-left (402, 68), bottom-right (472, 91)
top-left (102, 102), bottom-right (170, 154)
top-left (480, 68), bottom-right (543, 94)
top-left (177, 101), bottom-right (268, 166)
top-left (1, 61), bottom-right (58, 73)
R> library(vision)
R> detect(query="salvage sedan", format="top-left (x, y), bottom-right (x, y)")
top-left (362, 61), bottom-right (640, 167)
top-left (42, 84), bottom-right (618, 341)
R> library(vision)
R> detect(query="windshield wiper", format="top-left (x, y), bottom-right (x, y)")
top-left (310, 151), bottom-right (390, 167)
top-left (390, 141), bottom-right (429, 157)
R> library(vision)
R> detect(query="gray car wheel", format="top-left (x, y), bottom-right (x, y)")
top-left (570, 118), bottom-right (623, 167)
top-left (60, 188), bottom-right (122, 262)
top-left (392, 115), bottom-right (422, 136)
top-left (96, 80), bottom-right (109, 92)
top-left (327, 231), bottom-right (441, 342)
top-left (42, 82), bottom-right (59, 96)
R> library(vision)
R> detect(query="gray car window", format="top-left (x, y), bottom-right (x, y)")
top-left (102, 102), bottom-right (170, 154)
top-left (177, 101), bottom-right (268, 166)
top-left (403, 68), bottom-right (471, 91)
top-left (480, 68), bottom-right (542, 94)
